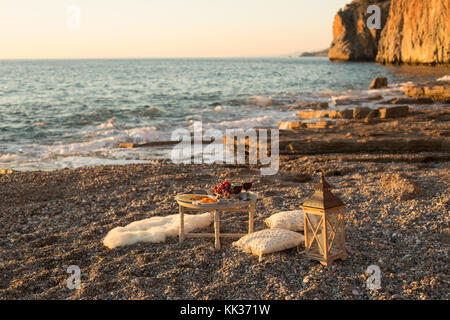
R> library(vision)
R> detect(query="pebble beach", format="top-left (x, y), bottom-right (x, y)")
top-left (1, 152), bottom-right (448, 300)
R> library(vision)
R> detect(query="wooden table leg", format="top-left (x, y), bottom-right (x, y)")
top-left (248, 202), bottom-right (255, 234)
top-left (179, 206), bottom-right (185, 243)
top-left (214, 210), bottom-right (220, 249)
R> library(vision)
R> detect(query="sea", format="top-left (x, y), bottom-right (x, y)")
top-left (0, 57), bottom-right (449, 171)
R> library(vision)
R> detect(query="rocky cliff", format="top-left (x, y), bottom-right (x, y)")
top-left (328, 0), bottom-right (390, 61)
top-left (329, 0), bottom-right (450, 65)
top-left (376, 0), bottom-right (450, 65)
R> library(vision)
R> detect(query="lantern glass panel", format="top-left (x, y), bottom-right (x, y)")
top-left (305, 212), bottom-right (326, 256)
top-left (326, 212), bottom-right (342, 256)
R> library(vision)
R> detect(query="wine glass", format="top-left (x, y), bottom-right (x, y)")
top-left (241, 182), bottom-right (252, 200)
top-left (243, 182), bottom-right (252, 192)
top-left (232, 184), bottom-right (242, 195)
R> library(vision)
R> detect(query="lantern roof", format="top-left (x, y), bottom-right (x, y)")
top-left (302, 172), bottom-right (345, 210)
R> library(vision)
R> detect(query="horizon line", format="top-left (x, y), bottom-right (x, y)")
top-left (0, 56), bottom-right (329, 61)
top-left (0, 48), bottom-right (330, 61)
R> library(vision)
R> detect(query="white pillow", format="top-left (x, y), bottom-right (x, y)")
top-left (265, 210), bottom-right (304, 232)
top-left (233, 228), bottom-right (304, 261)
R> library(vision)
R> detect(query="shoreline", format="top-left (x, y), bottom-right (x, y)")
top-left (1, 73), bottom-right (450, 172)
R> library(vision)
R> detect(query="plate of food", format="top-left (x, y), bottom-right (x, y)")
top-left (194, 195), bottom-right (218, 205)
top-left (176, 193), bottom-right (218, 204)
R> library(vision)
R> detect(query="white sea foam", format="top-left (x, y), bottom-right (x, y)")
top-left (125, 126), bottom-right (162, 143)
top-left (437, 75), bottom-right (450, 82)
top-left (211, 115), bottom-right (274, 130)
top-left (50, 157), bottom-right (152, 170)
top-left (249, 96), bottom-right (273, 107)
top-left (96, 118), bottom-right (115, 129)
top-left (0, 153), bottom-right (22, 162)
top-left (33, 122), bottom-right (48, 127)
top-left (32, 126), bottom-right (169, 161)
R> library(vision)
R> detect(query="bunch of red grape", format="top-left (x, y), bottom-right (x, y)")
top-left (214, 180), bottom-right (232, 196)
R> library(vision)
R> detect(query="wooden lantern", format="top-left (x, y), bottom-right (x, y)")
top-left (301, 172), bottom-right (347, 266)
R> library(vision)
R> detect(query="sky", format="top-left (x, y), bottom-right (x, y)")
top-left (0, 0), bottom-right (350, 59)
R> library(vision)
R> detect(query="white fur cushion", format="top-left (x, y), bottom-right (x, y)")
top-left (264, 210), bottom-right (304, 231)
top-left (103, 212), bottom-right (212, 249)
top-left (233, 228), bottom-right (304, 261)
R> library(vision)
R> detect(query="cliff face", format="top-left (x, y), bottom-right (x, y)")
top-left (329, 0), bottom-right (450, 65)
top-left (376, 0), bottom-right (450, 65)
top-left (328, 0), bottom-right (390, 61)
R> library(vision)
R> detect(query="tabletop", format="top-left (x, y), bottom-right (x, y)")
top-left (175, 192), bottom-right (258, 211)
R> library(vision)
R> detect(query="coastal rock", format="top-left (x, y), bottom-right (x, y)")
top-left (378, 106), bottom-right (409, 119)
top-left (328, 0), bottom-right (390, 61)
top-left (306, 121), bottom-right (332, 129)
top-left (336, 109), bottom-right (355, 120)
top-left (364, 117), bottom-right (382, 124)
top-left (298, 108), bottom-right (366, 120)
top-left (366, 109), bottom-right (380, 119)
top-left (300, 49), bottom-right (329, 57)
top-left (353, 107), bottom-right (372, 119)
top-left (298, 110), bottom-right (326, 120)
top-left (383, 97), bottom-right (434, 105)
top-left (403, 82), bottom-right (450, 101)
top-left (376, 0), bottom-right (450, 65)
top-left (333, 95), bottom-right (383, 105)
top-left (297, 105), bottom-right (409, 121)
top-left (297, 109), bottom-right (354, 120)
top-left (296, 102), bottom-right (329, 109)
top-left (330, 0), bottom-right (449, 65)
top-left (119, 143), bottom-right (136, 149)
top-left (278, 121), bottom-right (305, 130)
top-left (0, 169), bottom-right (13, 174)
top-left (369, 77), bottom-right (388, 89)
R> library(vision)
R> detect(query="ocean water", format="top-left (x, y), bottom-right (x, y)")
top-left (0, 58), bottom-right (448, 171)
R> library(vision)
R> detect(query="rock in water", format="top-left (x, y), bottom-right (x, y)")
top-left (119, 143), bottom-right (136, 149)
top-left (369, 77), bottom-right (388, 89)
top-left (376, 0), bottom-right (450, 65)
top-left (328, 1), bottom-right (390, 61)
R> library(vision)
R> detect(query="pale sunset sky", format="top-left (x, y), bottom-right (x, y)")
top-left (0, 0), bottom-right (350, 59)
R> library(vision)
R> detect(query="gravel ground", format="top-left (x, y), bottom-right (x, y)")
top-left (0, 154), bottom-right (449, 300)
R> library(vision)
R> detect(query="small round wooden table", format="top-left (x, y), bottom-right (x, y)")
top-left (175, 192), bottom-right (258, 249)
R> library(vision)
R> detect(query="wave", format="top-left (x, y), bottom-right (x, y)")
top-left (0, 83), bottom-right (413, 171)
top-left (0, 153), bottom-right (25, 162)
top-left (248, 96), bottom-right (273, 107)
top-left (211, 115), bottom-right (274, 130)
